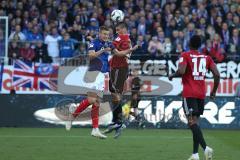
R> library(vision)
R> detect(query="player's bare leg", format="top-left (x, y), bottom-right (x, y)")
top-left (90, 100), bottom-right (107, 139)
top-left (65, 92), bottom-right (107, 139)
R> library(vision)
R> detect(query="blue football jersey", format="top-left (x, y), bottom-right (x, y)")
top-left (88, 38), bottom-right (113, 73)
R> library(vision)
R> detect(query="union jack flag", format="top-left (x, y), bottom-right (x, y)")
top-left (13, 60), bottom-right (58, 90)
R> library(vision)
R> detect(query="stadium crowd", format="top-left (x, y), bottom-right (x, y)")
top-left (0, 0), bottom-right (239, 64)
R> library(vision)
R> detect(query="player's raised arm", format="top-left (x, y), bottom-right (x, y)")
top-left (208, 59), bottom-right (220, 99)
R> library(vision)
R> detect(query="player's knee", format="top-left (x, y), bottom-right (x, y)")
top-left (87, 96), bottom-right (97, 104)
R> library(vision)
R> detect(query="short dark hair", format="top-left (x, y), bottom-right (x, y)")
top-left (115, 22), bottom-right (127, 29)
top-left (99, 26), bottom-right (109, 32)
top-left (189, 35), bottom-right (202, 49)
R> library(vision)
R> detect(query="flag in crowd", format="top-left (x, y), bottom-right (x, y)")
top-left (13, 60), bottom-right (58, 90)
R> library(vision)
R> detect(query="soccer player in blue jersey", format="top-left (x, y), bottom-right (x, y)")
top-left (65, 26), bottom-right (113, 139)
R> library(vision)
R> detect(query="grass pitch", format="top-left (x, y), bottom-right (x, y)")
top-left (0, 128), bottom-right (239, 160)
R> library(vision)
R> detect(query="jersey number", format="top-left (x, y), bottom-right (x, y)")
top-left (192, 58), bottom-right (206, 76)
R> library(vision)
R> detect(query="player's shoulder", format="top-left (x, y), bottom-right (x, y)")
top-left (180, 51), bottom-right (190, 57)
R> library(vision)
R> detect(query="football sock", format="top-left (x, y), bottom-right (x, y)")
top-left (112, 102), bottom-right (122, 124)
top-left (190, 124), bottom-right (207, 153)
top-left (73, 99), bottom-right (90, 118)
top-left (91, 104), bottom-right (99, 128)
top-left (196, 125), bottom-right (207, 150)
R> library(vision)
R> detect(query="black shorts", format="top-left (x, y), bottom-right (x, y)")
top-left (182, 97), bottom-right (205, 117)
top-left (109, 67), bottom-right (128, 94)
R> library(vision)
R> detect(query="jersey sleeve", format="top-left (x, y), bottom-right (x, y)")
top-left (88, 41), bottom-right (96, 51)
top-left (178, 52), bottom-right (188, 66)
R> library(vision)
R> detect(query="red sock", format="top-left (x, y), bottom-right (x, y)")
top-left (91, 104), bottom-right (99, 128)
top-left (73, 99), bottom-right (90, 118)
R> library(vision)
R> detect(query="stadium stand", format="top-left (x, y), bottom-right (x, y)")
top-left (0, 0), bottom-right (239, 63)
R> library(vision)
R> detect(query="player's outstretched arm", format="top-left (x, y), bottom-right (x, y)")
top-left (209, 64), bottom-right (220, 99)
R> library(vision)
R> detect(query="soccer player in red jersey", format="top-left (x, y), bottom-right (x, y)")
top-left (169, 35), bottom-right (220, 160)
top-left (104, 22), bottom-right (138, 138)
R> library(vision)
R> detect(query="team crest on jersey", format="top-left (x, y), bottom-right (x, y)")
top-left (89, 43), bottom-right (94, 48)
top-left (115, 37), bottom-right (121, 41)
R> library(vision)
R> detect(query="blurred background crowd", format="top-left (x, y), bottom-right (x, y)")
top-left (0, 0), bottom-right (239, 64)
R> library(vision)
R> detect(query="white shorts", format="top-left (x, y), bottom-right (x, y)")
top-left (64, 66), bottom-right (106, 97)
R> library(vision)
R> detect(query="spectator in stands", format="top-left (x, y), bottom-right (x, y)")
top-left (220, 22), bottom-right (230, 48)
top-left (34, 41), bottom-right (52, 63)
top-left (23, 22), bottom-right (33, 40)
top-left (69, 23), bottom-right (83, 42)
top-left (171, 30), bottom-right (179, 48)
top-left (209, 34), bottom-right (225, 62)
top-left (196, 2), bottom-right (208, 19)
top-left (165, 18), bottom-right (177, 38)
top-left (58, 14), bottom-right (69, 31)
top-left (8, 41), bottom-right (20, 64)
top-left (231, 15), bottom-right (240, 30)
top-left (59, 32), bottom-right (77, 58)
top-left (132, 35), bottom-right (148, 57)
top-left (26, 26), bottom-right (43, 42)
top-left (87, 18), bottom-right (99, 34)
top-left (228, 28), bottom-right (240, 59)
top-left (9, 25), bottom-right (26, 41)
top-left (130, 28), bottom-right (138, 46)
top-left (198, 17), bottom-right (207, 32)
top-left (215, 16), bottom-right (223, 35)
top-left (19, 42), bottom-right (35, 62)
top-left (78, 43), bottom-right (87, 55)
top-left (173, 43), bottom-right (183, 56)
top-left (137, 16), bottom-right (147, 36)
top-left (157, 29), bottom-right (165, 43)
top-left (163, 38), bottom-right (173, 57)
top-left (44, 27), bottom-right (62, 63)
top-left (174, 10), bottom-right (184, 30)
top-left (183, 23), bottom-right (195, 51)
top-left (148, 36), bottom-right (163, 57)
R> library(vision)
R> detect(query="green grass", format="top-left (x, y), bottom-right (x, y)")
top-left (0, 128), bottom-right (239, 160)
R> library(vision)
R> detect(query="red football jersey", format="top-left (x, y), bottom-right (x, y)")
top-left (179, 50), bottom-right (215, 99)
top-left (110, 34), bottom-right (131, 68)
